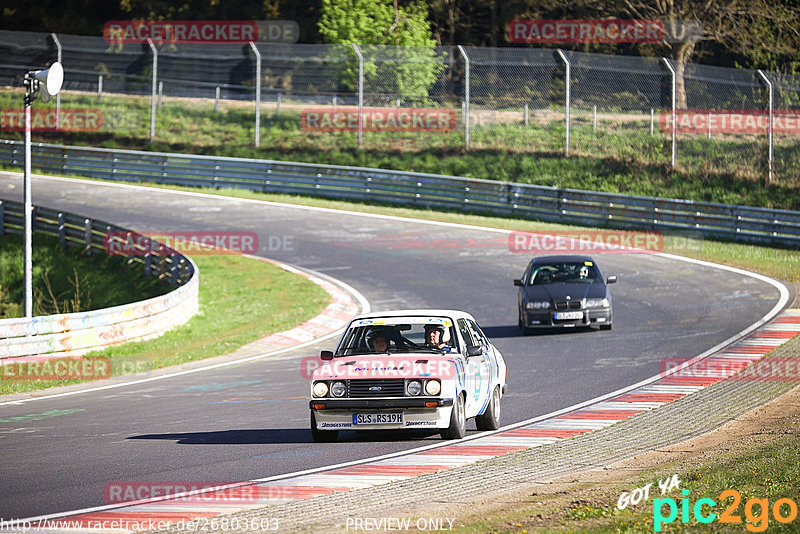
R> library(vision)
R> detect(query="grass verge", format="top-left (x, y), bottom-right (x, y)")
top-left (0, 232), bottom-right (170, 318)
top-left (2, 88), bottom-right (799, 210)
top-left (0, 252), bottom-right (330, 395)
top-left (432, 385), bottom-right (800, 534)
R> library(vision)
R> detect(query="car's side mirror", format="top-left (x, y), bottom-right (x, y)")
top-left (607, 275), bottom-right (617, 284)
top-left (466, 345), bottom-right (483, 357)
top-left (513, 278), bottom-right (524, 286)
top-left (320, 350), bottom-right (334, 360)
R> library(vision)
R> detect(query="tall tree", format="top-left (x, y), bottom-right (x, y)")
top-left (568, 0), bottom-right (800, 106)
top-left (318, 0), bottom-right (442, 99)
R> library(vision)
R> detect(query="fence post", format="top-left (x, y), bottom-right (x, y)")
top-left (457, 45), bottom-right (470, 151)
top-left (661, 58), bottom-right (677, 169)
top-left (524, 103), bottom-right (529, 126)
top-left (650, 108), bottom-right (654, 135)
top-left (556, 49), bottom-right (570, 156)
top-left (352, 43), bottom-right (364, 149)
top-left (147, 38), bottom-right (158, 141)
top-left (249, 42), bottom-right (262, 148)
top-left (50, 33), bottom-right (62, 130)
top-left (757, 70), bottom-right (774, 183)
top-left (98, 74), bottom-right (103, 102)
top-left (215, 86), bottom-right (220, 112)
top-left (276, 92), bottom-right (281, 116)
top-left (158, 80), bottom-right (163, 108)
top-left (0, 200), bottom-right (4, 236)
top-left (593, 105), bottom-right (597, 132)
top-left (84, 218), bottom-right (92, 255)
top-left (58, 212), bottom-right (65, 244)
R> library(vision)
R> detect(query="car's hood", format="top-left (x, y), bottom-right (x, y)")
top-left (312, 353), bottom-right (458, 381)
top-left (523, 282), bottom-right (606, 302)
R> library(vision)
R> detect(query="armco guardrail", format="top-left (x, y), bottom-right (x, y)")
top-left (0, 198), bottom-right (198, 359)
top-left (2, 139), bottom-right (799, 247)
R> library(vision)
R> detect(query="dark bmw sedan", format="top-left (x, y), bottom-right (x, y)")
top-left (514, 255), bottom-right (616, 334)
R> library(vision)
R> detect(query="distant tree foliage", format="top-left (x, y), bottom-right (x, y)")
top-left (317, 0), bottom-right (443, 99)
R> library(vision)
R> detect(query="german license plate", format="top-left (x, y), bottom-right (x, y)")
top-left (554, 311), bottom-right (583, 320)
top-left (352, 413), bottom-right (403, 425)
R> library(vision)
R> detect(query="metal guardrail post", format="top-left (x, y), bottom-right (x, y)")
top-left (661, 58), bottom-right (677, 169)
top-left (97, 75), bottom-right (103, 102)
top-left (249, 42), bottom-right (261, 148)
top-left (352, 43), bottom-right (364, 149)
top-left (51, 33), bottom-right (62, 129)
top-left (0, 200), bottom-right (3, 235)
top-left (147, 38), bottom-right (158, 142)
top-left (556, 49), bottom-right (570, 156)
top-left (457, 45), bottom-right (470, 151)
top-left (84, 218), bottom-right (92, 255)
top-left (58, 212), bottom-right (65, 244)
top-left (757, 70), bottom-right (774, 183)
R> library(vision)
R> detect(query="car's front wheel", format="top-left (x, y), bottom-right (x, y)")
top-left (310, 411), bottom-right (338, 443)
top-left (475, 386), bottom-right (501, 430)
top-left (440, 393), bottom-right (466, 440)
top-left (518, 311), bottom-right (533, 336)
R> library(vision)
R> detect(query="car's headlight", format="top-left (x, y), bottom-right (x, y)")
top-left (330, 381), bottom-right (346, 397)
top-left (526, 301), bottom-right (551, 309)
top-left (585, 298), bottom-right (610, 308)
top-left (425, 379), bottom-right (441, 396)
top-left (312, 381), bottom-right (329, 397)
top-left (407, 380), bottom-right (422, 396)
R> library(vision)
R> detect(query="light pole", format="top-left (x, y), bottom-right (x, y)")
top-left (22, 62), bottom-right (63, 318)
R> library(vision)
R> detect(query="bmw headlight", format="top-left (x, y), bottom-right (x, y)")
top-left (407, 380), bottom-right (423, 396)
top-left (425, 379), bottom-right (441, 396)
top-left (585, 298), bottom-right (610, 308)
top-left (330, 381), bottom-right (346, 397)
top-left (312, 381), bottom-right (329, 397)
top-left (525, 301), bottom-right (551, 310)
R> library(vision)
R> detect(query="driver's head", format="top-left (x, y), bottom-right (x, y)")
top-left (579, 265), bottom-right (589, 278)
top-left (424, 324), bottom-right (448, 346)
top-left (372, 335), bottom-right (388, 351)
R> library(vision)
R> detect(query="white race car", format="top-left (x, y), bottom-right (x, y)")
top-left (309, 310), bottom-right (507, 442)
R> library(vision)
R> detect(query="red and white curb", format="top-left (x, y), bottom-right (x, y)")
top-left (9, 309), bottom-right (798, 533)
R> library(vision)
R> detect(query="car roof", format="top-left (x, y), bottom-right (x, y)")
top-left (351, 309), bottom-right (475, 321)
top-left (527, 255), bottom-right (597, 264)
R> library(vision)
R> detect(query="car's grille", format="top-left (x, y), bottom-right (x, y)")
top-left (347, 379), bottom-right (405, 398)
top-left (555, 301), bottom-right (583, 310)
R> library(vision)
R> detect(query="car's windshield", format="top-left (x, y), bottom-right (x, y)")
top-left (336, 317), bottom-right (458, 356)
top-left (528, 261), bottom-right (600, 285)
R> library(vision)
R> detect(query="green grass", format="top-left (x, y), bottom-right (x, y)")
top-left (3, 88), bottom-right (799, 210)
top-left (439, 425), bottom-right (800, 533)
top-left (0, 250), bottom-right (330, 395)
top-left (0, 233), bottom-right (170, 318)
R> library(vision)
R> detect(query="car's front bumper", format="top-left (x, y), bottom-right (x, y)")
top-left (522, 308), bottom-right (612, 328)
top-left (310, 397), bottom-right (453, 430)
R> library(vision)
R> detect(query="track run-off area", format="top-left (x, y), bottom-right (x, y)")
top-left (0, 171), bottom-right (793, 527)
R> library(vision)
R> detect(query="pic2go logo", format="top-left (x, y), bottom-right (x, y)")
top-left (654, 489), bottom-right (799, 532)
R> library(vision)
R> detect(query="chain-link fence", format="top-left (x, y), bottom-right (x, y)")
top-left (1, 28), bottom-right (798, 183)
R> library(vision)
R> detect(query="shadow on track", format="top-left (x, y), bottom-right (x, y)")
top-left (128, 429), bottom-right (447, 444)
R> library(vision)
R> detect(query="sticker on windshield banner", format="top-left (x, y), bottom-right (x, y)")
top-left (354, 319), bottom-right (386, 326)
top-left (584, 261), bottom-right (593, 266)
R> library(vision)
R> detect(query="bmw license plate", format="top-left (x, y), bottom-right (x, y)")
top-left (353, 413), bottom-right (403, 425)
top-left (554, 311), bottom-right (583, 320)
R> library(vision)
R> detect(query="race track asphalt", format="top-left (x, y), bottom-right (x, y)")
top-left (0, 173), bottom-right (788, 519)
